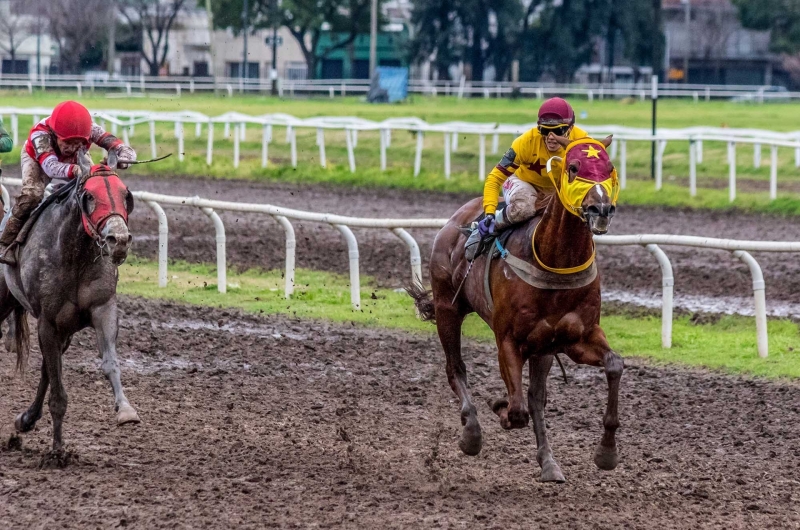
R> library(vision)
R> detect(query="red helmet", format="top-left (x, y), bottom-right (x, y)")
top-left (48, 101), bottom-right (92, 143)
top-left (538, 97), bottom-right (575, 125)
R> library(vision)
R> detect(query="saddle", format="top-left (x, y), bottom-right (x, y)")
top-left (462, 195), bottom-right (598, 313)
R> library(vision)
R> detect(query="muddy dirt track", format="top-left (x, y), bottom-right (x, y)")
top-left (1, 297), bottom-right (799, 529)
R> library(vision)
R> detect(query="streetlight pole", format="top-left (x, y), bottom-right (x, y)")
top-left (206, 0), bottom-right (216, 89)
top-left (107, 0), bottom-right (116, 77)
top-left (242, 0), bottom-right (249, 81)
top-left (368, 0), bottom-right (377, 79)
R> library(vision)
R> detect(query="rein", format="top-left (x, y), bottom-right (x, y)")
top-left (531, 222), bottom-right (595, 275)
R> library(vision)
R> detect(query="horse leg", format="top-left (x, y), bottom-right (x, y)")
top-left (38, 319), bottom-right (67, 453)
top-left (14, 358), bottom-right (48, 433)
top-left (436, 307), bottom-right (482, 456)
top-left (566, 325), bottom-right (624, 471)
top-left (92, 301), bottom-right (140, 425)
top-left (528, 355), bottom-right (565, 482)
top-left (595, 349), bottom-right (623, 470)
top-left (491, 337), bottom-right (529, 429)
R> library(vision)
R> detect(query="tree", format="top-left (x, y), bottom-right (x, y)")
top-left (733, 0), bottom-right (800, 54)
top-left (210, 0), bottom-right (377, 79)
top-left (0, 0), bottom-right (32, 65)
top-left (119, 0), bottom-right (188, 76)
top-left (44, 0), bottom-right (111, 73)
top-left (409, 0), bottom-right (522, 82)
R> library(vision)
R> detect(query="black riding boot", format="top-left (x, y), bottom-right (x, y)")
top-left (0, 214), bottom-right (26, 266)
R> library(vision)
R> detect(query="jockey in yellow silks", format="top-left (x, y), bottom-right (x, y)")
top-left (465, 97), bottom-right (587, 261)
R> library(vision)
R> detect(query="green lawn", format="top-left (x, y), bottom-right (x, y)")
top-left (119, 258), bottom-right (800, 380)
top-left (3, 92), bottom-right (800, 213)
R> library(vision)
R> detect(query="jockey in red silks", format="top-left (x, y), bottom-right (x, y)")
top-left (0, 100), bottom-right (136, 265)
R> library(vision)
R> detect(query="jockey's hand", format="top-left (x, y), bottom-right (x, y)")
top-left (70, 164), bottom-right (86, 182)
top-left (114, 145), bottom-right (137, 169)
top-left (477, 214), bottom-right (496, 238)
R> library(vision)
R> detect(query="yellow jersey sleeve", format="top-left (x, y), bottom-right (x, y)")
top-left (482, 134), bottom-right (527, 215)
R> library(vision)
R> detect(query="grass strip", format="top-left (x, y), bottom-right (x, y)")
top-left (119, 258), bottom-right (800, 379)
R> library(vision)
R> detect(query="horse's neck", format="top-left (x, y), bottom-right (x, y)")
top-left (533, 197), bottom-right (593, 269)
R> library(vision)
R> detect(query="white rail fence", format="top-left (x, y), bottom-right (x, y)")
top-left (3, 107), bottom-right (800, 202)
top-left (0, 177), bottom-right (792, 358)
top-left (1, 74), bottom-right (798, 102)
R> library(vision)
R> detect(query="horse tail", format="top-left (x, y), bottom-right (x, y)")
top-left (13, 305), bottom-right (29, 374)
top-left (405, 282), bottom-right (436, 322)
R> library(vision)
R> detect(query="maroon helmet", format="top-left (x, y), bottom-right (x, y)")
top-left (537, 97), bottom-right (575, 126)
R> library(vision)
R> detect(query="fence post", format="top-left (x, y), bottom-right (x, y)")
top-left (333, 224), bottom-right (360, 310)
top-left (645, 244), bottom-right (673, 349)
top-left (317, 128), bottom-right (326, 168)
top-left (696, 139), bottom-right (703, 164)
top-left (391, 228), bottom-right (422, 284)
top-left (770, 145), bottom-right (778, 200)
top-left (492, 133), bottom-right (499, 154)
top-left (195, 122), bottom-right (202, 137)
top-left (145, 200), bottom-right (169, 288)
top-left (655, 139), bottom-right (665, 190)
top-left (273, 215), bottom-right (296, 298)
top-left (177, 123), bottom-right (184, 162)
top-left (261, 124), bottom-right (270, 168)
top-left (76, 82), bottom-right (82, 96)
top-left (732, 250), bottom-right (768, 358)
top-left (414, 131), bottom-right (424, 177)
top-left (478, 133), bottom-right (486, 181)
top-left (753, 143), bottom-right (761, 168)
top-left (240, 122), bottom-right (246, 141)
top-left (223, 121), bottom-right (230, 139)
top-left (380, 128), bottom-right (387, 171)
top-left (451, 131), bottom-right (458, 152)
top-left (206, 121), bottom-right (214, 166)
top-left (290, 127), bottom-right (297, 168)
top-left (201, 207), bottom-right (226, 294)
top-left (233, 124), bottom-right (240, 168)
top-left (689, 139), bottom-right (697, 197)
top-left (10, 113), bottom-right (17, 146)
top-left (619, 139), bottom-right (627, 189)
top-left (345, 128), bottom-right (356, 173)
top-left (443, 132), bottom-right (451, 179)
top-left (728, 141), bottom-right (737, 202)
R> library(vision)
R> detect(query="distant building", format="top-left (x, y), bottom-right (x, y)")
top-left (0, 0), bottom-right (55, 77)
top-left (139, 4), bottom-right (307, 79)
top-left (663, 0), bottom-right (785, 86)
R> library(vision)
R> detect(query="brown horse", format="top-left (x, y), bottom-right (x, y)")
top-left (409, 136), bottom-right (622, 482)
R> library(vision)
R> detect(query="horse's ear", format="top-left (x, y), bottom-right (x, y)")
top-left (125, 189), bottom-right (135, 215)
top-left (601, 135), bottom-right (613, 148)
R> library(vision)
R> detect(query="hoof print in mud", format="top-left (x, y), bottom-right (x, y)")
top-left (39, 450), bottom-right (76, 470)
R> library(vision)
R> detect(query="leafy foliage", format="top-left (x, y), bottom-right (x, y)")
top-left (733, 0), bottom-right (800, 54)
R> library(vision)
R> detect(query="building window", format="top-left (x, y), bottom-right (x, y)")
top-left (379, 59), bottom-right (402, 68)
top-left (1, 59), bottom-right (29, 75)
top-left (227, 62), bottom-right (260, 79)
top-left (194, 61), bottom-right (209, 77)
top-left (284, 62), bottom-right (308, 81)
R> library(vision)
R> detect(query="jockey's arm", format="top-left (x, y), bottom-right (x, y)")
top-left (0, 119), bottom-right (12, 153)
top-left (483, 137), bottom-right (524, 215)
top-left (89, 123), bottom-right (137, 169)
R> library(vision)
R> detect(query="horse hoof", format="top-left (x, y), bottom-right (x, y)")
top-left (540, 461), bottom-right (566, 483)
top-left (593, 444), bottom-right (619, 471)
top-left (39, 449), bottom-right (73, 469)
top-left (14, 412), bottom-right (35, 433)
top-left (458, 423), bottom-right (482, 456)
top-left (116, 405), bottom-right (141, 426)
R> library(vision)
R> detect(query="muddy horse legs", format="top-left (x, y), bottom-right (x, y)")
top-left (36, 319), bottom-right (68, 452)
top-left (594, 349), bottom-right (623, 470)
top-left (528, 355), bottom-right (565, 482)
top-left (491, 337), bottom-right (529, 430)
top-left (92, 301), bottom-right (140, 425)
top-left (436, 307), bottom-right (482, 456)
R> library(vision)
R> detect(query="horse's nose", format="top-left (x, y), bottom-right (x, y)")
top-left (586, 203), bottom-right (615, 218)
top-left (106, 233), bottom-right (131, 248)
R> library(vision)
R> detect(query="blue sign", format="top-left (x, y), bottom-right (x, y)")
top-left (369, 67), bottom-right (408, 103)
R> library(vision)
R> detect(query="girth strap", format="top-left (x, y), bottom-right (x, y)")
top-left (484, 238), bottom-right (598, 313)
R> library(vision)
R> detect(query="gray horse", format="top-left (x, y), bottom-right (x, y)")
top-left (1, 156), bottom-right (138, 459)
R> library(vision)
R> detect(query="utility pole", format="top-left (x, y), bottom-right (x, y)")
top-left (271, 25), bottom-right (278, 95)
top-left (242, 0), bottom-right (249, 80)
top-left (36, 15), bottom-right (42, 80)
top-left (206, 0), bottom-right (216, 85)
top-left (369, 0), bottom-right (378, 79)
top-left (107, 0), bottom-right (116, 77)
top-left (681, 0), bottom-right (690, 83)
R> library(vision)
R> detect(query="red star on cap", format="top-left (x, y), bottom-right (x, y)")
top-left (527, 159), bottom-right (546, 176)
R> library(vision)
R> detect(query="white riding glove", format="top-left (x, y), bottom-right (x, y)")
top-left (114, 145), bottom-right (137, 169)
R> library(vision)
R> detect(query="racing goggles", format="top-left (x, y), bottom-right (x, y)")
top-left (537, 122), bottom-right (571, 138)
